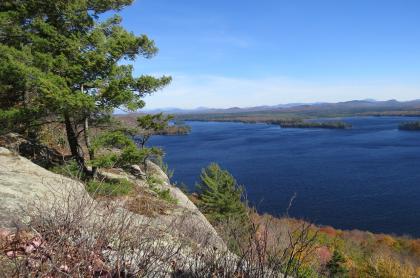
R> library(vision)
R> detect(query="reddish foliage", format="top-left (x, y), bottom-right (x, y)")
top-left (410, 240), bottom-right (420, 257)
top-left (315, 246), bottom-right (332, 265)
top-left (319, 226), bottom-right (337, 237)
top-left (341, 229), bottom-right (369, 244)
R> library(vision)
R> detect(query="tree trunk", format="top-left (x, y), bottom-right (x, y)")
top-left (64, 113), bottom-right (88, 176)
top-left (140, 134), bottom-right (149, 149)
top-left (83, 116), bottom-right (97, 178)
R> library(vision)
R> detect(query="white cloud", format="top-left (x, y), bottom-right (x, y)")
top-left (143, 74), bottom-right (420, 109)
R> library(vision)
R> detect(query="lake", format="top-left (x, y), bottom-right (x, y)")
top-left (148, 116), bottom-right (420, 236)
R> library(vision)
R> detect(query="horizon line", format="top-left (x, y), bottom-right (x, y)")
top-left (140, 98), bottom-right (420, 112)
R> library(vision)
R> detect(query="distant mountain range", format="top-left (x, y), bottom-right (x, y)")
top-left (142, 99), bottom-right (420, 115)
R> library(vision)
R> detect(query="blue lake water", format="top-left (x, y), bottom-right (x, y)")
top-left (148, 117), bottom-right (420, 236)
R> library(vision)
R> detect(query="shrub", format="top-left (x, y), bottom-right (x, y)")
top-left (147, 175), bottom-right (178, 204)
top-left (376, 234), bottom-right (397, 248)
top-left (319, 226), bottom-right (338, 237)
top-left (0, 178), bottom-right (320, 278)
top-left (153, 188), bottom-right (178, 205)
top-left (50, 160), bottom-right (83, 179)
top-left (91, 131), bottom-right (164, 172)
top-left (410, 239), bottom-right (420, 257)
top-left (147, 175), bottom-right (164, 186)
top-left (89, 153), bottom-right (119, 169)
top-left (363, 254), bottom-right (416, 278)
top-left (0, 188), bottom-right (188, 277)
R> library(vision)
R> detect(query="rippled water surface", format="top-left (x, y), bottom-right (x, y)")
top-left (148, 117), bottom-right (420, 236)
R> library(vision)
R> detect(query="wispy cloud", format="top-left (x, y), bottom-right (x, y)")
top-left (143, 74), bottom-right (420, 109)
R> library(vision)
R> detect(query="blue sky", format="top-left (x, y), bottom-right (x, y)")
top-left (117, 0), bottom-right (420, 108)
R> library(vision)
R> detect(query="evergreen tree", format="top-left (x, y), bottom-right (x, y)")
top-left (197, 163), bottom-right (246, 223)
top-left (0, 0), bottom-right (170, 177)
top-left (137, 113), bottom-right (174, 148)
top-left (326, 250), bottom-right (349, 278)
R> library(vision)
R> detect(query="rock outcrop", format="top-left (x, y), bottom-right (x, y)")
top-left (0, 147), bottom-right (88, 230)
top-left (141, 161), bottom-right (225, 249)
top-left (0, 133), bottom-right (68, 168)
top-left (0, 147), bottom-right (225, 251)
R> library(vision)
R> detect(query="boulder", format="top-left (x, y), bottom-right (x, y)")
top-left (130, 164), bottom-right (146, 178)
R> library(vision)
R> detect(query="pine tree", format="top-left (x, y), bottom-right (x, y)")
top-left (326, 250), bottom-right (349, 278)
top-left (197, 163), bottom-right (246, 223)
top-left (0, 0), bottom-right (170, 177)
top-left (137, 113), bottom-right (174, 148)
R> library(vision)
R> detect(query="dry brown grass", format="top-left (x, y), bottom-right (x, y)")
top-left (125, 187), bottom-right (175, 217)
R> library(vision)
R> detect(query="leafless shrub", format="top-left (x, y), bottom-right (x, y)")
top-left (0, 183), bottom-right (194, 277)
top-left (0, 178), bottom-right (319, 278)
top-left (206, 212), bottom-right (318, 278)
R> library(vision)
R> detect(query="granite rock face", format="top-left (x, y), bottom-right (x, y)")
top-left (0, 147), bottom-right (225, 250)
top-left (0, 147), bottom-right (88, 230)
top-left (142, 160), bottom-right (225, 249)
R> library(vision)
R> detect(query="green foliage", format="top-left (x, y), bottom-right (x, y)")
top-left (1, 0), bottom-right (171, 117)
top-left (136, 113), bottom-right (174, 147)
top-left (147, 175), bottom-right (164, 186)
top-left (86, 179), bottom-right (134, 197)
top-left (147, 175), bottom-right (177, 204)
top-left (155, 124), bottom-right (191, 136)
top-left (196, 163), bottom-right (247, 224)
top-left (137, 113), bottom-right (174, 132)
top-left (136, 146), bottom-right (163, 165)
top-left (92, 131), bottom-right (133, 151)
top-left (0, 0), bottom-right (170, 171)
top-left (119, 144), bottom-right (146, 165)
top-left (89, 153), bottom-right (119, 169)
top-left (50, 160), bottom-right (83, 178)
top-left (153, 188), bottom-right (178, 205)
top-left (285, 260), bottom-right (321, 278)
top-left (0, 108), bottom-right (42, 136)
top-left (90, 131), bottom-right (163, 170)
top-left (326, 250), bottom-right (349, 278)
